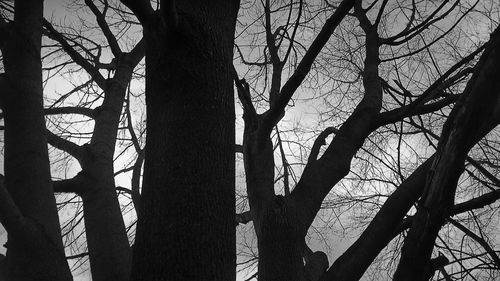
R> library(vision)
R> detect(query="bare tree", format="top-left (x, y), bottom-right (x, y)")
top-left (1, 1), bottom-right (499, 281)
top-left (0, 1), bottom-right (72, 280)
top-left (233, 0), bottom-right (500, 280)
top-left (118, 1), bottom-right (240, 280)
top-left (394, 25), bottom-right (500, 280)
top-left (39, 1), bottom-right (145, 280)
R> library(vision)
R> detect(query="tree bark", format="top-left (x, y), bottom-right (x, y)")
top-left (43, 18), bottom-right (146, 281)
top-left (78, 60), bottom-right (137, 281)
top-left (0, 1), bottom-right (72, 280)
top-left (129, 2), bottom-right (239, 280)
top-left (241, 116), bottom-right (309, 281)
top-left (394, 25), bottom-right (500, 281)
top-left (257, 196), bottom-right (306, 281)
top-left (322, 158), bottom-right (433, 281)
top-left (79, 175), bottom-right (131, 281)
top-left (234, 1), bottom-right (356, 280)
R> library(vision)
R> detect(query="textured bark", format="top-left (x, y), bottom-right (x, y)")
top-left (242, 116), bottom-right (276, 236)
top-left (44, 18), bottom-right (145, 280)
top-left (257, 196), bottom-right (305, 281)
top-left (242, 117), bottom-right (309, 281)
top-left (130, 2), bottom-right (239, 280)
top-left (236, 1), bottom-right (357, 280)
top-left (394, 25), bottom-right (500, 281)
top-left (79, 176), bottom-right (131, 281)
top-left (78, 61), bottom-right (137, 281)
top-left (0, 1), bottom-right (72, 280)
top-left (322, 158), bottom-right (433, 281)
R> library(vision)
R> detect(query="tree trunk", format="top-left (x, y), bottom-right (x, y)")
top-left (80, 177), bottom-right (131, 281)
top-left (79, 61), bottom-right (136, 281)
top-left (322, 158), bottom-right (432, 281)
top-left (257, 196), bottom-right (305, 281)
top-left (394, 25), bottom-right (500, 281)
top-left (44, 24), bottom-right (145, 279)
top-left (242, 123), bottom-right (308, 281)
top-left (131, 2), bottom-right (239, 280)
top-left (0, 1), bottom-right (72, 280)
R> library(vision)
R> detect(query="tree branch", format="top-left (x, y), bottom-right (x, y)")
top-left (84, 0), bottom-right (122, 57)
top-left (119, 0), bottom-right (154, 25)
top-left (44, 106), bottom-right (95, 119)
top-left (375, 44), bottom-right (484, 127)
top-left (290, 0), bottom-right (381, 233)
top-left (448, 218), bottom-right (500, 267)
top-left (127, 37), bottom-right (145, 67)
top-left (264, 0), bottom-right (354, 128)
top-left (131, 150), bottom-right (144, 219)
top-left (323, 157), bottom-right (434, 281)
top-left (453, 189), bottom-right (500, 215)
top-left (373, 0), bottom-right (389, 27)
top-left (394, 25), bottom-right (500, 280)
top-left (424, 254), bottom-right (450, 280)
top-left (46, 130), bottom-right (84, 162)
top-left (264, 0), bottom-right (282, 105)
top-left (235, 144), bottom-right (243, 153)
top-left (53, 172), bottom-right (88, 194)
top-left (233, 65), bottom-right (257, 122)
top-left (275, 127), bottom-right (290, 195)
top-left (466, 157), bottom-right (500, 187)
top-left (125, 91), bottom-right (142, 152)
top-left (42, 18), bottom-right (107, 88)
top-left (381, 0), bottom-right (458, 46)
top-left (376, 94), bottom-right (460, 127)
top-left (307, 127), bottom-right (338, 164)
top-left (282, 0), bottom-right (303, 66)
top-left (235, 210), bottom-right (252, 225)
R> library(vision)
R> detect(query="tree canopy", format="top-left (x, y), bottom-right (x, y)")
top-left (0, 0), bottom-right (499, 281)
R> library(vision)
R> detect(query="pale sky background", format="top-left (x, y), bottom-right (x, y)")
top-left (0, 1), bottom-right (355, 279)
top-left (1, 1), bottom-right (499, 280)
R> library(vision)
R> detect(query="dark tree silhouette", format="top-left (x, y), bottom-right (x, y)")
top-left (0, 1), bottom-right (499, 281)
top-left (233, 0), bottom-right (500, 280)
top-left (0, 1), bottom-right (72, 280)
top-left (42, 4), bottom-right (144, 279)
top-left (394, 25), bottom-right (500, 281)
top-left (119, 1), bottom-right (240, 280)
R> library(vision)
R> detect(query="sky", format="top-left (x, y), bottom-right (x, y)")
top-left (0, 1), bottom-right (353, 279)
top-left (1, 1), bottom-right (500, 280)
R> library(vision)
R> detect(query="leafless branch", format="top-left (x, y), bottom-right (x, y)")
top-left (119, 0), bottom-right (154, 25)
top-left (84, 0), bottom-right (122, 57)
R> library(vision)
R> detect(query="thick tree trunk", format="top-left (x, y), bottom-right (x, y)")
top-left (0, 1), bottom-right (72, 280)
top-left (131, 2), bottom-right (239, 280)
top-left (257, 196), bottom-right (305, 281)
top-left (242, 124), bottom-right (309, 281)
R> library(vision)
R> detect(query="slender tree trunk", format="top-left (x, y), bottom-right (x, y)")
top-left (79, 62), bottom-right (136, 281)
top-left (80, 178), bottom-right (131, 281)
top-left (131, 2), bottom-right (239, 280)
top-left (44, 20), bottom-right (145, 279)
top-left (0, 1), bottom-right (72, 280)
